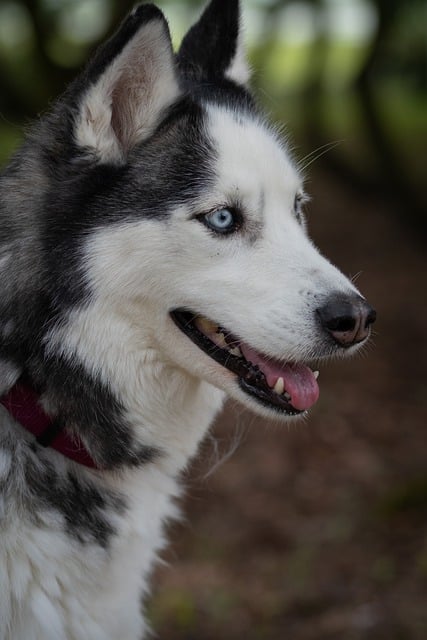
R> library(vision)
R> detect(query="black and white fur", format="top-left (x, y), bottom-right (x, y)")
top-left (0, 2), bottom-right (373, 638)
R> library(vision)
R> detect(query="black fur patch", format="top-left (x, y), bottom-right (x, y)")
top-left (28, 355), bottom-right (159, 471)
top-left (177, 0), bottom-right (240, 82)
top-left (24, 450), bottom-right (126, 546)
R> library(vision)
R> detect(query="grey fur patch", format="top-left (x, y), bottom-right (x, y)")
top-left (25, 454), bottom-right (126, 546)
top-left (0, 422), bottom-right (125, 547)
top-left (0, 360), bottom-right (21, 396)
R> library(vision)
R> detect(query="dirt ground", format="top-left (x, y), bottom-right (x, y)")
top-left (148, 169), bottom-right (427, 639)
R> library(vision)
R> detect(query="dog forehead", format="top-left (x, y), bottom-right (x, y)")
top-left (206, 105), bottom-right (301, 203)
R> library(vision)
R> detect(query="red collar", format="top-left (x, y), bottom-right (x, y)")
top-left (0, 382), bottom-right (98, 469)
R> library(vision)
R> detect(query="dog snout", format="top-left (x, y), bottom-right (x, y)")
top-left (317, 295), bottom-right (376, 347)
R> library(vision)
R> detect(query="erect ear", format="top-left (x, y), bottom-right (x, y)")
top-left (73, 4), bottom-right (180, 164)
top-left (177, 0), bottom-right (250, 86)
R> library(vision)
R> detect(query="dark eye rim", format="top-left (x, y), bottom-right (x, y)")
top-left (196, 206), bottom-right (243, 236)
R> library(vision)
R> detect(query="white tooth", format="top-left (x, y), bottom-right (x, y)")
top-left (284, 392), bottom-right (291, 401)
top-left (274, 377), bottom-right (285, 395)
top-left (313, 370), bottom-right (319, 380)
top-left (197, 317), bottom-right (218, 335)
top-left (229, 346), bottom-right (242, 357)
top-left (215, 332), bottom-right (227, 349)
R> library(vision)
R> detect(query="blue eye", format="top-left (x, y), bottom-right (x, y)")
top-left (203, 208), bottom-right (239, 234)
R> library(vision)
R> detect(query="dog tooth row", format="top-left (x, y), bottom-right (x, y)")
top-left (196, 317), bottom-right (243, 356)
top-left (214, 330), bottom-right (242, 356)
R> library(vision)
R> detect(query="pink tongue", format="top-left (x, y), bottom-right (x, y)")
top-left (239, 344), bottom-right (319, 411)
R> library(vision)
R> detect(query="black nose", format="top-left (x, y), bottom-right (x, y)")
top-left (317, 295), bottom-right (376, 347)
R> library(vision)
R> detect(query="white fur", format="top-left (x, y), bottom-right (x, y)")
top-left (225, 27), bottom-right (251, 85)
top-left (1, 312), bottom-right (222, 639)
top-left (0, 413), bottom-right (181, 640)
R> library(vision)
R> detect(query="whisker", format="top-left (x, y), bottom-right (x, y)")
top-left (350, 271), bottom-right (363, 284)
top-left (298, 139), bottom-right (344, 173)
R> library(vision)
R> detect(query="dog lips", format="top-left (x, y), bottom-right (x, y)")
top-left (239, 344), bottom-right (320, 411)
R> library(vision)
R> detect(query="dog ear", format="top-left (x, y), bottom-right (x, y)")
top-left (177, 0), bottom-right (250, 86)
top-left (73, 4), bottom-right (180, 163)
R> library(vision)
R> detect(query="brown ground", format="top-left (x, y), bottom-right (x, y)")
top-left (149, 170), bottom-right (427, 639)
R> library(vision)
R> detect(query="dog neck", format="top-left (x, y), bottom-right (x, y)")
top-left (30, 300), bottom-right (226, 474)
top-left (0, 381), bottom-right (99, 468)
top-left (0, 302), bottom-right (226, 474)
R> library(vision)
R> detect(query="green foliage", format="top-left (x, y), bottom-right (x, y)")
top-left (0, 0), bottom-right (426, 228)
top-left (0, 124), bottom-right (22, 165)
top-left (148, 588), bottom-right (198, 633)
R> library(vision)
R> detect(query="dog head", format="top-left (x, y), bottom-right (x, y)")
top-left (0, 1), bottom-right (375, 448)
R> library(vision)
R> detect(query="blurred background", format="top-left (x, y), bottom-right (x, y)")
top-left (1, 0), bottom-right (426, 637)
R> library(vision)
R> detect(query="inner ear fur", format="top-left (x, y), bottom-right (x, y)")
top-left (74, 4), bottom-right (181, 163)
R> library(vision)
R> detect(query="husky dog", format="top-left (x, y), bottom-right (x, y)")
top-left (0, 1), bottom-right (375, 638)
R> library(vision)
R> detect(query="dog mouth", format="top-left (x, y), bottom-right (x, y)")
top-left (170, 309), bottom-right (320, 416)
